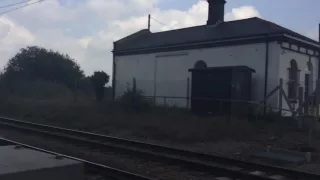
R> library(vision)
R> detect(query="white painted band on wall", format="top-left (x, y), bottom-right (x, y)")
top-left (284, 34), bottom-right (320, 48)
top-left (155, 52), bottom-right (189, 57)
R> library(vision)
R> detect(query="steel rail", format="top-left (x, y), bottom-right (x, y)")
top-left (0, 137), bottom-right (154, 180)
top-left (0, 116), bottom-right (319, 180)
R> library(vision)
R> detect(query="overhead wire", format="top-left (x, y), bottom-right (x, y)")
top-left (150, 14), bottom-right (186, 30)
top-left (0, 0), bottom-right (34, 9)
top-left (0, 0), bottom-right (45, 15)
top-left (150, 17), bottom-right (167, 26)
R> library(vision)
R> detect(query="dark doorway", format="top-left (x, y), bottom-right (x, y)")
top-left (305, 74), bottom-right (310, 98)
top-left (189, 66), bottom-right (255, 115)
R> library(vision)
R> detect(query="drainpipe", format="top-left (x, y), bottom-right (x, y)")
top-left (318, 24), bottom-right (320, 79)
top-left (112, 42), bottom-right (116, 100)
top-left (319, 23), bottom-right (320, 43)
top-left (264, 35), bottom-right (269, 114)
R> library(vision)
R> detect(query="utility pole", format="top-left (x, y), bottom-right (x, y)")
top-left (318, 23), bottom-right (320, 43)
top-left (148, 14), bottom-right (151, 31)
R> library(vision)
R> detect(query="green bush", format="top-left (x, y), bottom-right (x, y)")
top-left (246, 103), bottom-right (282, 123)
top-left (118, 88), bottom-right (151, 113)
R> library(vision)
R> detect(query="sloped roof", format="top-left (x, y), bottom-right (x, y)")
top-left (114, 17), bottom-right (319, 52)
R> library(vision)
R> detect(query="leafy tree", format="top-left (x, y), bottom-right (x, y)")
top-left (77, 77), bottom-right (93, 95)
top-left (91, 71), bottom-right (110, 102)
top-left (2, 46), bottom-right (84, 89)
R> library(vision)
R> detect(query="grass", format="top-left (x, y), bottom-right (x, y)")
top-left (0, 82), bottom-right (314, 151)
top-left (1, 95), bottom-right (320, 159)
top-left (0, 96), bottom-right (280, 144)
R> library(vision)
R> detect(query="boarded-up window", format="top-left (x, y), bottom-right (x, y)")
top-left (288, 59), bottom-right (299, 99)
top-left (307, 61), bottom-right (313, 95)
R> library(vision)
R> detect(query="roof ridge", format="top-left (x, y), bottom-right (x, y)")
top-left (114, 16), bottom-right (320, 52)
top-left (115, 29), bottom-right (150, 44)
top-left (256, 17), bottom-right (320, 44)
top-left (256, 17), bottom-right (291, 32)
top-left (225, 16), bottom-right (259, 23)
top-left (151, 24), bottom-right (206, 34)
top-left (150, 17), bottom-right (261, 35)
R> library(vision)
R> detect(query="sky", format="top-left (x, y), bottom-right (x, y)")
top-left (0, 0), bottom-right (319, 77)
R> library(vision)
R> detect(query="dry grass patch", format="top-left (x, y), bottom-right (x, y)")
top-left (0, 98), bottom-right (267, 144)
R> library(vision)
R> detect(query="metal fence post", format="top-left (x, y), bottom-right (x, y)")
top-left (132, 77), bottom-right (136, 92)
top-left (186, 77), bottom-right (190, 109)
top-left (308, 79), bottom-right (320, 146)
top-left (313, 79), bottom-right (320, 139)
top-left (219, 100), bottom-right (222, 115)
top-left (279, 78), bottom-right (283, 115)
top-left (298, 86), bottom-right (304, 129)
top-left (316, 79), bottom-right (320, 116)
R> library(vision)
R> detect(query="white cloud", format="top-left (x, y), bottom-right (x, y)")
top-left (0, 0), bottom-right (261, 76)
top-left (0, 16), bottom-right (35, 69)
top-left (225, 6), bottom-right (261, 21)
top-left (0, 17), bottom-right (34, 45)
top-left (79, 37), bottom-right (93, 49)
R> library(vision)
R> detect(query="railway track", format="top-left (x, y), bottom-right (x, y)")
top-left (0, 116), bottom-right (319, 180)
top-left (0, 137), bottom-right (154, 180)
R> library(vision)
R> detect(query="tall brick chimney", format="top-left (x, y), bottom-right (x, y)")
top-left (207, 0), bottom-right (226, 25)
